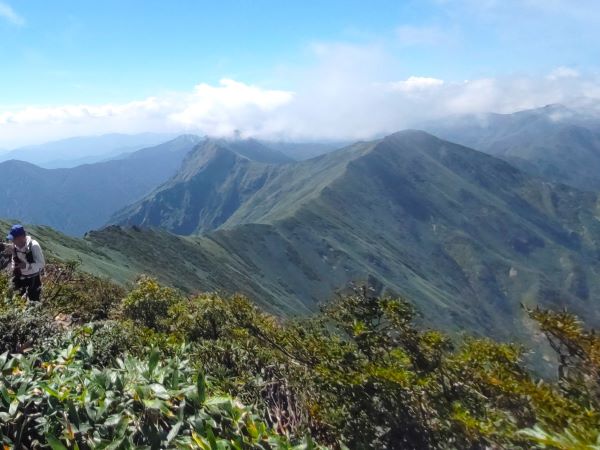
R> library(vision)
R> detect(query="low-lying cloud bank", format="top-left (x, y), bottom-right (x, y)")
top-left (1, 65), bottom-right (599, 148)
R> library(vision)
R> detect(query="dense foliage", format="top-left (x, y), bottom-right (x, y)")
top-left (1, 262), bottom-right (599, 449)
top-left (0, 343), bottom-right (310, 449)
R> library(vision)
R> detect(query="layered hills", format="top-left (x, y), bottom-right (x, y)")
top-left (0, 135), bottom-right (201, 235)
top-left (426, 104), bottom-right (600, 191)
top-left (1, 132), bottom-right (178, 168)
top-left (6, 130), bottom-right (599, 344)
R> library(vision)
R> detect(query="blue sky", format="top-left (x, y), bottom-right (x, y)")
top-left (0, 0), bottom-right (599, 146)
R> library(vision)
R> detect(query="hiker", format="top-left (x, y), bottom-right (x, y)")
top-left (7, 224), bottom-right (45, 302)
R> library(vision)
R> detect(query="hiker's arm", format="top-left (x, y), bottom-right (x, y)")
top-left (27, 243), bottom-right (46, 272)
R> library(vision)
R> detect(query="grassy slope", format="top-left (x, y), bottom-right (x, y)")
top-left (112, 140), bottom-right (293, 235)
top-left (426, 105), bottom-right (600, 191)
top-left (215, 130), bottom-right (600, 341)
top-left (0, 219), bottom-right (312, 316)
top-left (7, 131), bottom-right (600, 345)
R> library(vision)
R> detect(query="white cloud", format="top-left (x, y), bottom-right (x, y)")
top-left (1, 45), bottom-right (599, 148)
top-left (249, 42), bottom-right (600, 141)
top-left (169, 79), bottom-right (293, 135)
top-left (547, 66), bottom-right (580, 80)
top-left (0, 1), bottom-right (24, 26)
top-left (389, 76), bottom-right (445, 92)
top-left (0, 79), bottom-right (295, 146)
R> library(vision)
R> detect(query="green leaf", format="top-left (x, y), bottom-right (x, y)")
top-left (104, 414), bottom-right (122, 427)
top-left (143, 398), bottom-right (166, 411)
top-left (105, 436), bottom-right (127, 450)
top-left (148, 347), bottom-right (160, 376)
top-left (205, 396), bottom-right (231, 407)
top-left (197, 370), bottom-right (206, 406)
top-left (0, 351), bottom-right (8, 370)
top-left (46, 435), bottom-right (69, 450)
top-left (8, 399), bottom-right (19, 416)
top-left (206, 427), bottom-right (218, 450)
top-left (149, 383), bottom-right (169, 399)
top-left (0, 383), bottom-right (10, 404)
top-left (192, 431), bottom-right (211, 450)
top-left (166, 421), bottom-right (183, 444)
top-left (42, 385), bottom-right (62, 399)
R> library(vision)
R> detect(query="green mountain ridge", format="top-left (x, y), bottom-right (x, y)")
top-left (0, 135), bottom-right (201, 235)
top-left (112, 139), bottom-right (293, 234)
top-left (426, 104), bottom-right (600, 191)
top-left (9, 130), bottom-right (600, 345)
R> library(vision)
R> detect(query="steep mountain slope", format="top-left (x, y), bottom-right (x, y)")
top-left (112, 139), bottom-right (291, 234)
top-left (426, 104), bottom-right (600, 191)
top-left (1, 132), bottom-right (178, 168)
top-left (226, 138), bottom-right (295, 164)
top-left (260, 140), bottom-right (345, 160)
top-left (44, 131), bottom-right (600, 342)
top-left (0, 135), bottom-right (200, 235)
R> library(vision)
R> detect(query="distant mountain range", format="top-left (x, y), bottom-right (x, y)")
top-left (0, 133), bottom-right (179, 168)
top-left (425, 104), bottom-right (600, 191)
top-left (8, 130), bottom-right (596, 345)
top-left (0, 135), bottom-right (201, 235)
top-left (0, 134), bottom-right (343, 236)
top-left (1, 133), bottom-right (343, 168)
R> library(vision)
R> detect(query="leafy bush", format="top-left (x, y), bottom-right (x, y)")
top-left (168, 292), bottom-right (240, 341)
top-left (43, 261), bottom-right (126, 322)
top-left (121, 276), bottom-right (183, 330)
top-left (521, 307), bottom-right (600, 449)
top-left (157, 285), bottom-right (600, 449)
top-left (73, 320), bottom-right (148, 367)
top-left (2, 273), bottom-right (600, 449)
top-left (0, 271), bottom-right (10, 300)
top-left (0, 343), bottom-right (318, 449)
top-left (0, 300), bottom-right (58, 354)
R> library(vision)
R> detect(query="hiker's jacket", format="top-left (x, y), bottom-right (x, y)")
top-left (12, 236), bottom-right (45, 277)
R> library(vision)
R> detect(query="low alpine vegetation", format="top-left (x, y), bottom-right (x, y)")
top-left (0, 343), bottom-right (309, 449)
top-left (1, 262), bottom-right (599, 449)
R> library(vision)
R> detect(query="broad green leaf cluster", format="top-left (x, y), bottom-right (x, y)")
top-left (1, 263), bottom-right (600, 449)
top-left (0, 342), bottom-right (312, 449)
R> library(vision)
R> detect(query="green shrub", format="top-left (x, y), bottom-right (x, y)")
top-left (0, 343), bottom-right (319, 449)
top-left (180, 287), bottom-right (600, 449)
top-left (168, 292), bottom-right (238, 341)
top-left (73, 320), bottom-right (147, 366)
top-left (2, 271), bottom-right (600, 449)
top-left (0, 301), bottom-right (58, 354)
top-left (0, 271), bottom-right (10, 300)
top-left (521, 307), bottom-right (600, 449)
top-left (43, 261), bottom-right (126, 322)
top-left (121, 276), bottom-right (184, 330)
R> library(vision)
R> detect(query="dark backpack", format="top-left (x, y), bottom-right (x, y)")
top-left (13, 241), bottom-right (35, 264)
